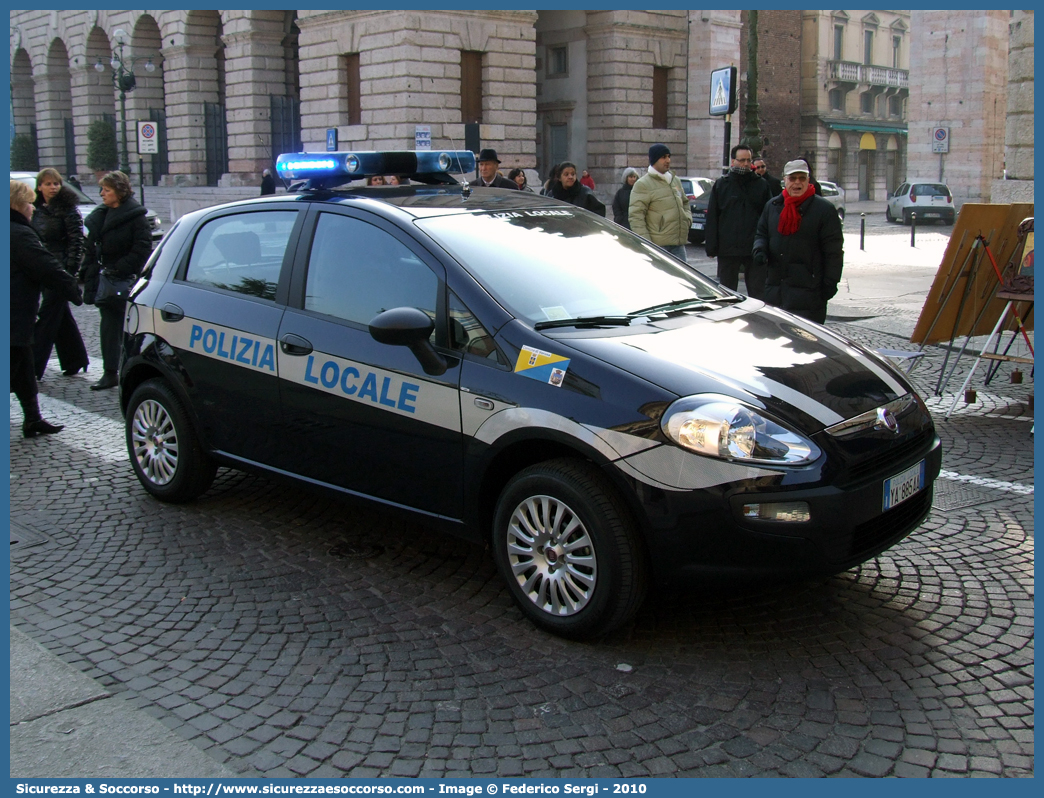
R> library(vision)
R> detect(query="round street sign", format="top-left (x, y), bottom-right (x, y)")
top-left (931, 126), bottom-right (949, 153)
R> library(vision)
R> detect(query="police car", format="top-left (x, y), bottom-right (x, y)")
top-left (118, 149), bottom-right (941, 639)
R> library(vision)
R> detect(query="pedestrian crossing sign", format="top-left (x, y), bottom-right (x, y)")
top-left (709, 66), bottom-right (737, 116)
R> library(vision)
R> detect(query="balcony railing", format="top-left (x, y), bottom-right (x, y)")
top-left (828, 60), bottom-right (909, 89)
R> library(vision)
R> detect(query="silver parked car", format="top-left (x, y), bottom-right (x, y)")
top-left (818, 180), bottom-right (846, 221)
top-left (886, 182), bottom-right (955, 225)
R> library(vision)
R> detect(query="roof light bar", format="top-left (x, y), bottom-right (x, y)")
top-left (275, 150), bottom-right (476, 185)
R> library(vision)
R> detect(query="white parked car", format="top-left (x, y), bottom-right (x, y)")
top-left (886, 182), bottom-right (955, 225)
top-left (818, 180), bottom-right (846, 221)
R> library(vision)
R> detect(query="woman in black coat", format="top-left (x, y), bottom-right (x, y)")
top-left (550, 162), bottom-right (606, 217)
top-left (612, 167), bottom-right (639, 228)
top-left (31, 168), bottom-right (90, 378)
top-left (10, 180), bottom-right (83, 436)
top-left (81, 171), bottom-right (153, 390)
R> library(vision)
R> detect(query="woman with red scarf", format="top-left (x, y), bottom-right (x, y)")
top-left (752, 160), bottom-right (843, 324)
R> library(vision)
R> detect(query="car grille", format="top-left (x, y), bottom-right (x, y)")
top-left (842, 427), bottom-right (935, 485)
top-left (822, 487), bottom-right (933, 567)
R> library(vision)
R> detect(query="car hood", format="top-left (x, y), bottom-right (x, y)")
top-left (554, 301), bottom-right (910, 432)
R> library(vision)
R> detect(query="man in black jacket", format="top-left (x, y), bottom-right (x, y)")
top-left (753, 157), bottom-right (782, 198)
top-left (475, 149), bottom-right (520, 190)
top-left (705, 145), bottom-right (772, 296)
top-left (752, 159), bottom-right (844, 325)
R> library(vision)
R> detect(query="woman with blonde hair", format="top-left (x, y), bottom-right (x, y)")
top-left (81, 171), bottom-right (152, 390)
top-left (10, 180), bottom-right (83, 436)
top-left (31, 167), bottom-right (90, 378)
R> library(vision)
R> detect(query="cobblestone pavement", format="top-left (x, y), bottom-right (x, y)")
top-left (11, 299), bottom-right (1033, 778)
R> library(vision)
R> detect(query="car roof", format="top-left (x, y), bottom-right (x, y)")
top-left (191, 184), bottom-right (572, 222)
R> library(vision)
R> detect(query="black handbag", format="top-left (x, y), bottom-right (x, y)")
top-left (94, 269), bottom-right (134, 309)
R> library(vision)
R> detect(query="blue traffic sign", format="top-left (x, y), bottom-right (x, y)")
top-left (709, 66), bottom-right (737, 116)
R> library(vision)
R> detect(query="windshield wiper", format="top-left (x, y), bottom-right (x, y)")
top-left (628, 296), bottom-right (733, 317)
top-left (534, 315), bottom-right (633, 331)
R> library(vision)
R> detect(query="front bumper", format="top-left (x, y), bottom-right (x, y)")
top-left (626, 433), bottom-right (942, 585)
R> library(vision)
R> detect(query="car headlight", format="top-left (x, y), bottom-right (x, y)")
top-left (662, 394), bottom-right (820, 464)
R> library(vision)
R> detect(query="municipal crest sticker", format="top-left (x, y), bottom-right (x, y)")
top-left (514, 346), bottom-right (570, 387)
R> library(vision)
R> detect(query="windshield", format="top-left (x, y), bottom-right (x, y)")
top-left (417, 208), bottom-right (732, 325)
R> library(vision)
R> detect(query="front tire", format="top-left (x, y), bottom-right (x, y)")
top-left (126, 378), bottom-right (217, 503)
top-left (885, 206), bottom-right (895, 223)
top-left (492, 459), bottom-right (647, 639)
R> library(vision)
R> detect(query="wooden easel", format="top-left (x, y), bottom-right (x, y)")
top-left (910, 202), bottom-right (1034, 396)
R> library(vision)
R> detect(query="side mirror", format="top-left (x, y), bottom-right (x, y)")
top-left (369, 307), bottom-right (447, 376)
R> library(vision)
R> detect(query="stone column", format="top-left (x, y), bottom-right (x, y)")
top-left (585, 10), bottom-right (688, 198)
top-left (687, 10), bottom-right (743, 175)
top-left (992, 10), bottom-right (1034, 204)
top-left (908, 11), bottom-right (1009, 204)
top-left (159, 44), bottom-right (219, 187)
top-left (220, 28), bottom-right (287, 186)
top-left (32, 66), bottom-right (72, 171)
top-left (121, 52), bottom-right (165, 186)
top-left (70, 61), bottom-right (116, 181)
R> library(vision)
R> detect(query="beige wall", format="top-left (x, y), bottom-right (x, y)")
top-left (992, 10), bottom-right (1034, 204)
top-left (907, 10), bottom-right (1009, 205)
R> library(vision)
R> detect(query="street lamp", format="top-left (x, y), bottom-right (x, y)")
top-left (95, 28), bottom-right (155, 173)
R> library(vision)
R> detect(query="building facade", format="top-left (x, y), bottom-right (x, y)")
top-left (9, 9), bottom-right (740, 203)
top-left (799, 10), bottom-right (911, 201)
top-left (10, 9), bottom-right (1013, 209)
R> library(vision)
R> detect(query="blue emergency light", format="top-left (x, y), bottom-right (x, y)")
top-left (275, 150), bottom-right (476, 189)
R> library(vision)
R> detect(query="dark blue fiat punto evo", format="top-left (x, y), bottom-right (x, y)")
top-left (119, 150), bottom-right (941, 638)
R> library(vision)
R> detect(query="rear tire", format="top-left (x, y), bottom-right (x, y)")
top-left (903, 209), bottom-right (913, 225)
top-left (125, 378), bottom-right (217, 503)
top-left (492, 459), bottom-right (647, 639)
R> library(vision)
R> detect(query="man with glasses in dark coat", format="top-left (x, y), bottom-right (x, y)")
top-left (705, 145), bottom-right (773, 296)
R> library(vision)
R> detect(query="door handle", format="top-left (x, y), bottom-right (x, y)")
top-left (160, 303), bottom-right (184, 322)
top-left (280, 333), bottom-right (313, 356)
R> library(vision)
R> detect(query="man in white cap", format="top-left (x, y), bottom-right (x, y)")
top-left (752, 159), bottom-right (843, 324)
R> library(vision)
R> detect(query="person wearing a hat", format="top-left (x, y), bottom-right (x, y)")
top-left (705, 144), bottom-right (773, 295)
top-left (752, 159), bottom-right (843, 325)
top-left (628, 144), bottom-right (692, 262)
top-left (475, 149), bottom-right (519, 190)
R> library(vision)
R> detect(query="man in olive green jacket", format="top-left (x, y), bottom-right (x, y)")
top-left (628, 144), bottom-right (693, 262)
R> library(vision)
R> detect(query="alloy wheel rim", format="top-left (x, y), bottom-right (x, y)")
top-left (506, 495), bottom-right (597, 616)
top-left (131, 399), bottom-right (179, 486)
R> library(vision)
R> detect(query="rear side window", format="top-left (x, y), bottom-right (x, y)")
top-left (304, 213), bottom-right (438, 328)
top-left (185, 211), bottom-right (298, 300)
top-left (820, 184), bottom-right (838, 197)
